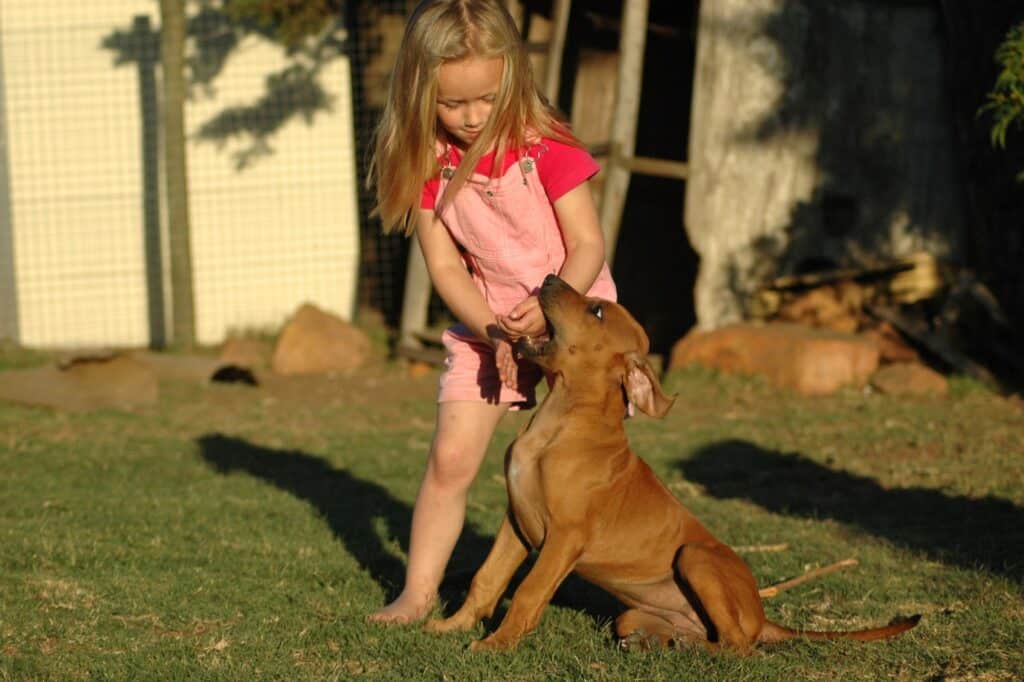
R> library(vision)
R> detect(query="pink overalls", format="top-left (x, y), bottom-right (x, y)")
top-left (434, 142), bottom-right (616, 407)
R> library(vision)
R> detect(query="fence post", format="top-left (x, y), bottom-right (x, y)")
top-left (0, 12), bottom-right (18, 343)
top-left (159, 0), bottom-right (196, 349)
top-left (134, 15), bottom-right (166, 348)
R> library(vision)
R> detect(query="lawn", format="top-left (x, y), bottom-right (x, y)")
top-left (1, 346), bottom-right (1022, 680)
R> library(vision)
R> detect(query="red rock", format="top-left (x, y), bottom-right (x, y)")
top-left (272, 303), bottom-right (370, 375)
top-left (870, 362), bottom-right (949, 396)
top-left (0, 354), bottom-right (158, 411)
top-left (219, 336), bottom-right (273, 369)
top-left (669, 322), bottom-right (879, 395)
top-left (861, 321), bottom-right (920, 364)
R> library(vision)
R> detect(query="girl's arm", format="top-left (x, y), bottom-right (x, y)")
top-left (499, 181), bottom-right (606, 337)
top-left (552, 181), bottom-right (607, 293)
top-left (416, 208), bottom-right (519, 387)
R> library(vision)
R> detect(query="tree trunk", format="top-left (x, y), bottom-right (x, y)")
top-left (685, 0), bottom-right (966, 329)
top-left (160, 0), bottom-right (195, 348)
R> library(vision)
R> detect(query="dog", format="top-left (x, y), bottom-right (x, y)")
top-left (425, 274), bottom-right (920, 653)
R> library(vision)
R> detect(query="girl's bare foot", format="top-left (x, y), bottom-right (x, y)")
top-left (366, 592), bottom-right (436, 625)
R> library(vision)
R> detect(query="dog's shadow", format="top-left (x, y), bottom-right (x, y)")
top-left (196, 434), bottom-right (620, 625)
top-left (679, 439), bottom-right (1024, 584)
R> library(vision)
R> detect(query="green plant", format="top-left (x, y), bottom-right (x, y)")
top-left (983, 21), bottom-right (1024, 179)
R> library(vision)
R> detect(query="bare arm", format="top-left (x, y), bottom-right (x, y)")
top-left (416, 208), bottom-right (519, 387)
top-left (416, 208), bottom-right (496, 343)
top-left (499, 181), bottom-right (607, 338)
top-left (553, 181), bottom-right (607, 294)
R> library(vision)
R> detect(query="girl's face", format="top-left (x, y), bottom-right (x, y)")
top-left (436, 56), bottom-right (504, 150)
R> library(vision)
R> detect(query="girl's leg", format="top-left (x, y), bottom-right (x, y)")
top-left (368, 399), bottom-right (510, 624)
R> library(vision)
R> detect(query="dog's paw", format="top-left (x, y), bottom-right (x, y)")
top-left (423, 614), bottom-right (474, 634)
top-left (469, 634), bottom-right (518, 652)
top-left (618, 628), bottom-right (671, 652)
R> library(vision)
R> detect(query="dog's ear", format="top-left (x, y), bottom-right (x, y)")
top-left (623, 352), bottom-right (675, 419)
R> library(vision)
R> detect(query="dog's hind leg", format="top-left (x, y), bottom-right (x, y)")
top-left (425, 514), bottom-right (529, 634)
top-left (675, 543), bottom-right (766, 654)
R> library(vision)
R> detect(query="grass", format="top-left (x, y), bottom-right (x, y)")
top-left (1, 357), bottom-right (1022, 680)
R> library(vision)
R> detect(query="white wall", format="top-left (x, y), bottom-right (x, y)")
top-left (0, 2), bottom-right (360, 348)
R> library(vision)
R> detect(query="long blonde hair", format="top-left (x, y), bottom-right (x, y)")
top-left (369, 0), bottom-right (581, 235)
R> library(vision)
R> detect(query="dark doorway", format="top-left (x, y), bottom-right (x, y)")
top-left (556, 1), bottom-right (700, 357)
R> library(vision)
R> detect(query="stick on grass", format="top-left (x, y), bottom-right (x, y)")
top-left (759, 558), bottom-right (859, 598)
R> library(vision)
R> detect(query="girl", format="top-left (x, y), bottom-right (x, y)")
top-left (367, 0), bottom-right (616, 624)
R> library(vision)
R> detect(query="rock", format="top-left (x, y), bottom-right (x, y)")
top-left (218, 336), bottom-right (273, 370)
top-left (870, 362), bottom-right (949, 396)
top-left (669, 322), bottom-right (879, 396)
top-left (407, 360), bottom-right (434, 379)
top-left (272, 303), bottom-right (370, 376)
top-left (861, 321), bottom-right (920, 364)
top-left (133, 352), bottom-right (224, 383)
top-left (0, 353), bottom-right (158, 411)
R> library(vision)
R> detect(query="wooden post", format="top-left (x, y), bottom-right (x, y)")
top-left (543, 0), bottom-right (572, 104)
top-left (398, 236), bottom-right (431, 351)
top-left (598, 0), bottom-right (648, 263)
top-left (160, 0), bottom-right (196, 349)
top-left (0, 8), bottom-right (18, 343)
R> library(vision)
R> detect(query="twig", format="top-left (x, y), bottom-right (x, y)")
top-left (758, 558), bottom-right (859, 598)
top-left (734, 543), bottom-right (789, 554)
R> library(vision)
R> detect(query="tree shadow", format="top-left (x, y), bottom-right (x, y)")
top-left (102, 4), bottom-right (347, 169)
top-left (678, 439), bottom-right (1024, 585)
top-left (196, 433), bottom-right (620, 624)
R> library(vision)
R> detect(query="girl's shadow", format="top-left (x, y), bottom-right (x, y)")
top-left (196, 433), bottom-right (619, 623)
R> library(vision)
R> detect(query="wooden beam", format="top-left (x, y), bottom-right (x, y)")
top-left (398, 236), bottom-right (432, 351)
top-left (598, 0), bottom-right (648, 263)
top-left (617, 151), bottom-right (689, 180)
top-left (543, 0), bottom-right (572, 104)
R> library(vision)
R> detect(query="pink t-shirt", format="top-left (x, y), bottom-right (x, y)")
top-left (420, 137), bottom-right (600, 210)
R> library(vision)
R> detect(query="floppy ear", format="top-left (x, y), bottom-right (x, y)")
top-left (623, 352), bottom-right (675, 419)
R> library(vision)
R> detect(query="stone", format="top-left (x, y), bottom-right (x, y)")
top-left (861, 321), bottom-right (920, 364)
top-left (219, 336), bottom-right (273, 369)
top-left (870, 362), bottom-right (949, 396)
top-left (669, 322), bottom-right (880, 396)
top-left (0, 353), bottom-right (158, 411)
top-left (272, 303), bottom-right (370, 376)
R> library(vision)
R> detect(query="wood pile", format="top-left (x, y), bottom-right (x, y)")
top-left (748, 251), bottom-right (1010, 392)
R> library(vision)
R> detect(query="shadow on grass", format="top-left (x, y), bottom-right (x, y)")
top-left (196, 433), bottom-right (620, 625)
top-left (679, 440), bottom-right (1024, 584)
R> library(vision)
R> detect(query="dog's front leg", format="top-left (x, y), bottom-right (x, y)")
top-left (425, 513), bottom-right (529, 634)
top-left (470, 527), bottom-right (583, 651)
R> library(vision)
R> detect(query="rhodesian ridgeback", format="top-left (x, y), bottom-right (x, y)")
top-left (426, 274), bottom-right (920, 653)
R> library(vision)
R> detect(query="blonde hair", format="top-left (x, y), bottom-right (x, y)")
top-left (368, 0), bottom-right (582, 235)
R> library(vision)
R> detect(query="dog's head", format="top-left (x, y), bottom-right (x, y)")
top-left (517, 275), bottom-right (675, 418)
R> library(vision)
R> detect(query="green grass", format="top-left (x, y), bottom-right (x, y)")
top-left (1, 361), bottom-right (1022, 680)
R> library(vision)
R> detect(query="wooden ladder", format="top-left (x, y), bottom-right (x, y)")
top-left (398, 0), bottom-right (688, 360)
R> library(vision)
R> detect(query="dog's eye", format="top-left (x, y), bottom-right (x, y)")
top-left (591, 303), bottom-right (603, 321)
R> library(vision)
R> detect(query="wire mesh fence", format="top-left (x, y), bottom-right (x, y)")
top-left (0, 1), bottom-right (417, 348)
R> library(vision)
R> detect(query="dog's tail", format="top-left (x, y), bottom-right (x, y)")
top-left (758, 614), bottom-right (921, 644)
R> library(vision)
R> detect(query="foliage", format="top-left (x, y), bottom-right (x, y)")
top-left (983, 22), bottom-right (1024, 165)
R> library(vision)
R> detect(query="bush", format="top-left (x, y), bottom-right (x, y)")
top-left (984, 22), bottom-right (1024, 172)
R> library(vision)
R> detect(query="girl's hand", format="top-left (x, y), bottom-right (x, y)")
top-left (493, 337), bottom-right (519, 390)
top-left (497, 296), bottom-right (546, 340)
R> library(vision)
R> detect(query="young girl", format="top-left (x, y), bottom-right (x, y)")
top-left (367, 0), bottom-right (616, 624)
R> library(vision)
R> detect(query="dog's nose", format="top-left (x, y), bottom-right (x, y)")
top-left (542, 273), bottom-right (561, 288)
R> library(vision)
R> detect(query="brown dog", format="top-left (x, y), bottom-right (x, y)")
top-left (425, 274), bottom-right (920, 653)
